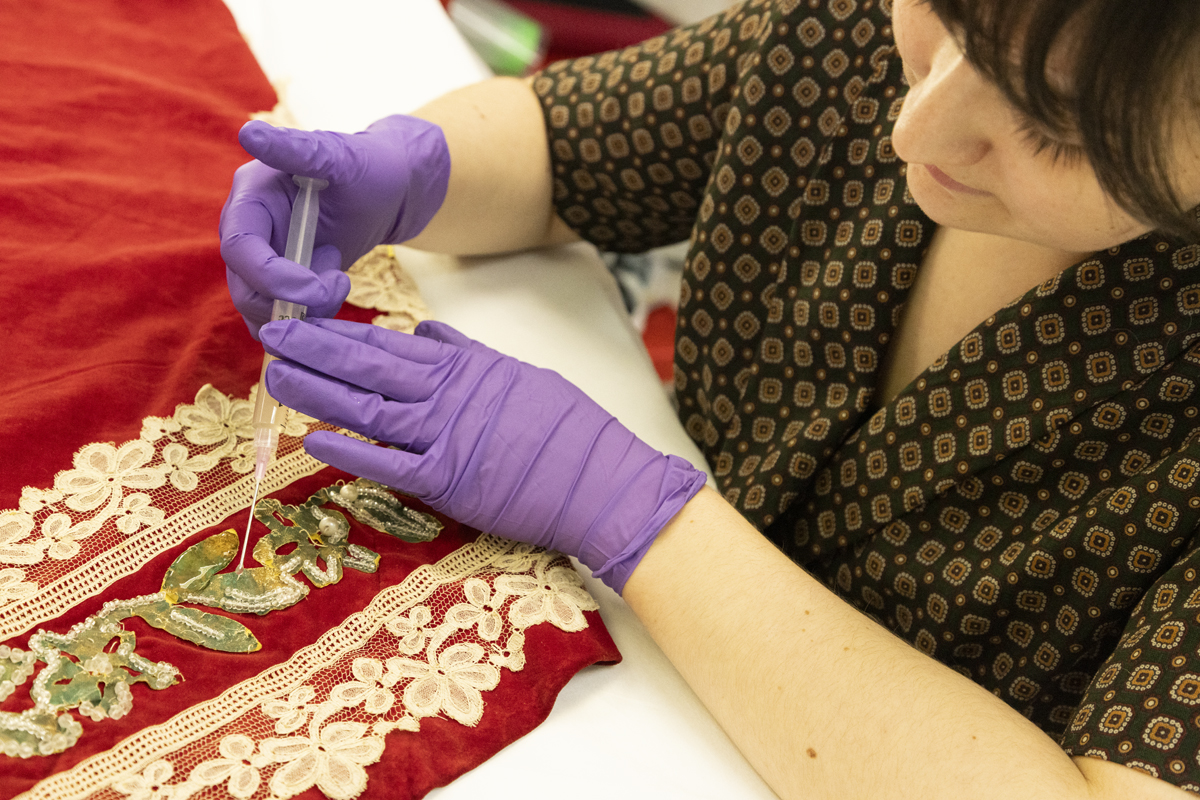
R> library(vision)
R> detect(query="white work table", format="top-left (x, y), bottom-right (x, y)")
top-left (221, 1), bottom-right (776, 797)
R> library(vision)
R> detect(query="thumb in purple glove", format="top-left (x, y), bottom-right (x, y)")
top-left (219, 116), bottom-right (450, 336)
top-left (259, 317), bottom-right (706, 593)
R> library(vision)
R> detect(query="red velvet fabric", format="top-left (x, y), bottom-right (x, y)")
top-left (0, 469), bottom-right (619, 799)
top-left (0, 2), bottom-right (619, 797)
top-left (0, 0), bottom-right (278, 509)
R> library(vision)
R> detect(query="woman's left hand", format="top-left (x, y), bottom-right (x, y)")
top-left (259, 317), bottom-right (706, 592)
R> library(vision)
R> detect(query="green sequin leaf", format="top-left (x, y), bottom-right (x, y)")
top-left (161, 529), bottom-right (238, 604)
top-left (132, 599), bottom-right (261, 654)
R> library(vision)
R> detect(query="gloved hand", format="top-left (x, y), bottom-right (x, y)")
top-left (219, 116), bottom-right (450, 337)
top-left (259, 317), bottom-right (707, 593)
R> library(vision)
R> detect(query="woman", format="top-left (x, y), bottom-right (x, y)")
top-left (219, 0), bottom-right (1200, 796)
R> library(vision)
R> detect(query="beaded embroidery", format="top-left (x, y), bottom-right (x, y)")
top-left (0, 479), bottom-right (442, 758)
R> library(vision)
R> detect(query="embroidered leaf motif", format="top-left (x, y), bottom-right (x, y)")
top-left (328, 479), bottom-right (442, 543)
top-left (161, 529), bottom-right (238, 604)
top-left (29, 610), bottom-right (180, 718)
top-left (0, 595), bottom-right (182, 758)
top-left (132, 599), bottom-right (260, 654)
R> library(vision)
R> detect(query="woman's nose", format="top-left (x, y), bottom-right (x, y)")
top-left (891, 46), bottom-right (994, 168)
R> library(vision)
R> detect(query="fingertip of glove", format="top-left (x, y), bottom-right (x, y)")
top-left (321, 269), bottom-right (352, 301)
top-left (238, 120), bottom-right (274, 152)
top-left (258, 318), bottom-right (298, 350)
top-left (301, 430), bottom-right (351, 466)
top-left (413, 319), bottom-right (467, 346)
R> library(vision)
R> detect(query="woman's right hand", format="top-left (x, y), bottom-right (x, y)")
top-left (218, 116), bottom-right (450, 337)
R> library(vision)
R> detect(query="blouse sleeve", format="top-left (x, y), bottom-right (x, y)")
top-left (1061, 523), bottom-right (1200, 792)
top-left (530, 0), bottom-right (767, 253)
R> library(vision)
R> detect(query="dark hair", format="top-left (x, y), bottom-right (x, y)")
top-left (924, 0), bottom-right (1200, 241)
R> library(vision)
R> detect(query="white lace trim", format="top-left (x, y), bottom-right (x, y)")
top-left (5, 251), bottom-right (606, 800)
top-left (0, 385), bottom-right (335, 643)
top-left (0, 245), bottom-right (425, 643)
top-left (19, 538), bottom-right (599, 800)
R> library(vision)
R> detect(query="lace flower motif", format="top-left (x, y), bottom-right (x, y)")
top-left (17, 486), bottom-right (63, 515)
top-left (0, 511), bottom-right (47, 564)
top-left (261, 722), bottom-right (384, 800)
top-left (389, 643), bottom-right (500, 726)
top-left (496, 561), bottom-right (598, 632)
top-left (112, 759), bottom-right (181, 800)
top-left (329, 658), bottom-right (400, 715)
top-left (139, 415), bottom-right (181, 443)
top-left (385, 605), bottom-right (435, 655)
top-left (445, 578), bottom-right (507, 641)
top-left (113, 493), bottom-right (165, 535)
top-left (489, 630), bottom-right (526, 672)
top-left (174, 384), bottom-right (253, 454)
top-left (41, 512), bottom-right (98, 561)
top-left (281, 407), bottom-right (317, 438)
top-left (190, 733), bottom-right (270, 799)
top-left (53, 440), bottom-right (166, 513)
top-left (159, 443), bottom-right (219, 493)
top-left (262, 686), bottom-right (318, 735)
top-left (228, 440), bottom-right (256, 475)
top-left (0, 568), bottom-right (37, 605)
top-left (346, 247), bottom-right (432, 330)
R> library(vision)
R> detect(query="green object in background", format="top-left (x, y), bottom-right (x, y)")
top-left (449, 0), bottom-right (546, 76)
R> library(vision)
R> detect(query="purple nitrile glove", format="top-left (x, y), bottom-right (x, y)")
top-left (219, 115), bottom-right (450, 337)
top-left (258, 317), bottom-right (706, 593)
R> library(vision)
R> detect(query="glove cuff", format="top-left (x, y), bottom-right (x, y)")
top-left (589, 455), bottom-right (708, 595)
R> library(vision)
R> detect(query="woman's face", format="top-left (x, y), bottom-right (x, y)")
top-left (890, 0), bottom-right (1196, 253)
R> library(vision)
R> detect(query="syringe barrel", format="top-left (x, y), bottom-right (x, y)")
top-left (251, 353), bottom-right (282, 482)
top-left (284, 175), bottom-right (328, 268)
top-left (252, 353), bottom-right (284, 429)
top-left (251, 173), bottom-right (327, 476)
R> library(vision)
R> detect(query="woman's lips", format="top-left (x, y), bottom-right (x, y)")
top-left (924, 164), bottom-right (991, 196)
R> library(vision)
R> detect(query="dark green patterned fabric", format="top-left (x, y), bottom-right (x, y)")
top-left (533, 0), bottom-right (1200, 790)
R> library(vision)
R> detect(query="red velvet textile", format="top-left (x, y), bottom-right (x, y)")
top-left (0, 0), bottom-right (279, 509)
top-left (0, 469), bottom-right (619, 800)
top-left (0, 2), bottom-right (619, 797)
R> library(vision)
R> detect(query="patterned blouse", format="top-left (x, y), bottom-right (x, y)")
top-left (532, 0), bottom-right (1200, 791)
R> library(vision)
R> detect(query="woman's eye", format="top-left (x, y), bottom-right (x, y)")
top-left (1016, 117), bottom-right (1086, 166)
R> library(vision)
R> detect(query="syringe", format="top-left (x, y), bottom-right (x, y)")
top-left (237, 174), bottom-right (328, 574)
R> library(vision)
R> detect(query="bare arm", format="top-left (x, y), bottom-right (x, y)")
top-left (624, 487), bottom-right (1188, 800)
top-left (405, 76), bottom-right (579, 256)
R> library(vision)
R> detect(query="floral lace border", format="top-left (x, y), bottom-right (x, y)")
top-left (0, 246), bottom-right (424, 643)
top-left (18, 536), bottom-right (599, 800)
top-left (0, 384), bottom-right (332, 643)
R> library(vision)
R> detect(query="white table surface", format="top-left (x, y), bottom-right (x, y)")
top-left (220, 2), bottom-right (776, 796)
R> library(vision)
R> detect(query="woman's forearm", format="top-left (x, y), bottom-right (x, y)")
top-left (623, 487), bottom-right (1183, 800)
top-left (406, 76), bottom-right (578, 255)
